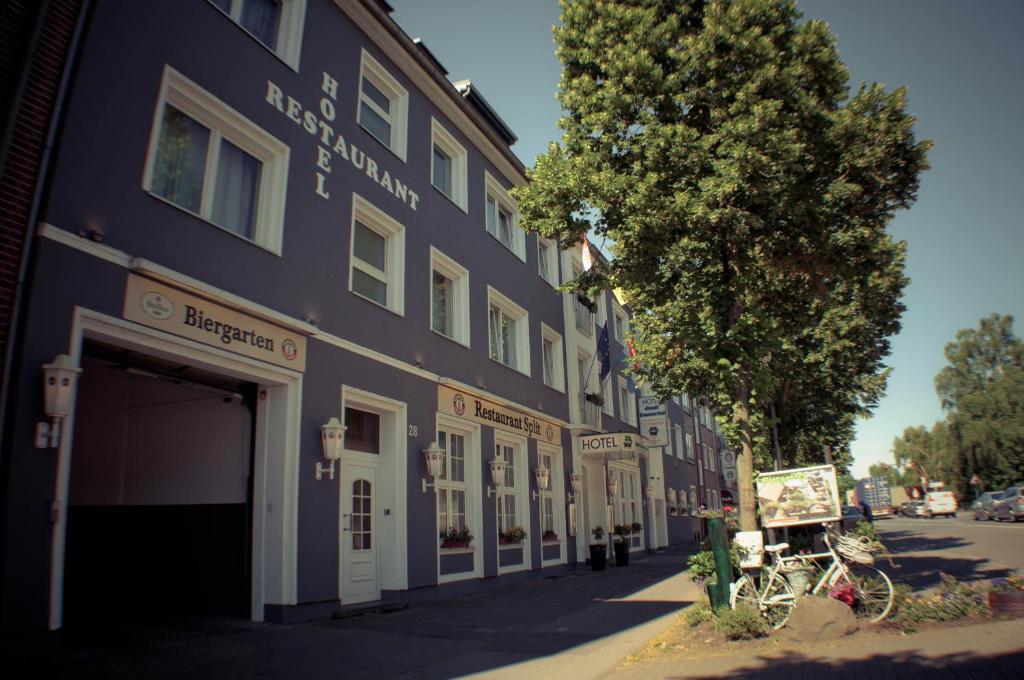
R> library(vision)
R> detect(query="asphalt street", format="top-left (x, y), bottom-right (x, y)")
top-left (877, 511), bottom-right (1024, 591)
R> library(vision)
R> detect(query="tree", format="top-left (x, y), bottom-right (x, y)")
top-left (515, 0), bottom-right (930, 530)
top-left (892, 423), bottom-right (962, 494)
top-left (935, 314), bottom-right (1024, 490)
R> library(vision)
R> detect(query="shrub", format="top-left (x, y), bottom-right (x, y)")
top-left (850, 520), bottom-right (880, 542)
top-left (686, 542), bottom-right (741, 584)
top-left (684, 602), bottom-right (716, 627)
top-left (714, 603), bottom-right (769, 640)
top-left (499, 526), bottom-right (527, 544)
top-left (891, 573), bottom-right (990, 626)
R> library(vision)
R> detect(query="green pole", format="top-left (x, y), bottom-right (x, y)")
top-left (708, 517), bottom-right (731, 609)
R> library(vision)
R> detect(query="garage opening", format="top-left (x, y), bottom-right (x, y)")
top-left (63, 340), bottom-right (257, 625)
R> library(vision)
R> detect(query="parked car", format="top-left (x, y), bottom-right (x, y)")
top-left (972, 491), bottom-right (1005, 521)
top-left (841, 505), bottom-right (864, 531)
top-left (924, 491), bottom-right (958, 518)
top-left (899, 501), bottom-right (926, 518)
top-left (992, 486), bottom-right (1024, 522)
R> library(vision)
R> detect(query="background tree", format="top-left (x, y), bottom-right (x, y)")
top-left (516, 0), bottom-right (930, 530)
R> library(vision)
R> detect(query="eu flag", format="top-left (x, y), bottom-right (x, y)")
top-left (597, 323), bottom-right (611, 381)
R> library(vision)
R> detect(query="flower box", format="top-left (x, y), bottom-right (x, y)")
top-left (988, 590), bottom-right (1024, 617)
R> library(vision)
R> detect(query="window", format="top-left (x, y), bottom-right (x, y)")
top-left (541, 324), bottom-right (565, 392)
top-left (674, 425), bottom-right (684, 460)
top-left (601, 373), bottom-right (614, 416)
top-left (537, 237), bottom-right (558, 285)
top-left (344, 407), bottom-right (380, 453)
top-left (437, 429), bottom-right (467, 543)
top-left (144, 67), bottom-right (288, 253)
top-left (430, 247), bottom-right (469, 345)
top-left (698, 463), bottom-right (705, 487)
top-left (613, 306), bottom-right (628, 344)
top-left (681, 393), bottom-right (690, 411)
top-left (611, 466), bottom-right (642, 549)
top-left (208, 0), bottom-right (306, 69)
top-left (709, 448), bottom-right (716, 473)
top-left (430, 118), bottom-right (467, 211)
top-left (487, 286), bottom-right (529, 374)
top-left (358, 49), bottom-right (409, 160)
top-left (539, 450), bottom-right (556, 540)
top-left (689, 485), bottom-right (697, 515)
top-left (496, 443), bottom-right (517, 533)
top-left (484, 171), bottom-right (524, 259)
top-left (685, 433), bottom-right (695, 462)
top-left (349, 194), bottom-right (405, 314)
top-left (618, 376), bottom-right (635, 426)
top-left (677, 488), bottom-right (688, 514)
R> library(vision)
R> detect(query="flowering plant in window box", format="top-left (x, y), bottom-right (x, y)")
top-left (542, 529), bottom-right (559, 542)
top-left (499, 526), bottom-right (527, 545)
top-left (612, 524), bottom-right (631, 541)
top-left (585, 392), bottom-right (604, 406)
top-left (439, 527), bottom-right (473, 549)
top-left (630, 522), bottom-right (643, 533)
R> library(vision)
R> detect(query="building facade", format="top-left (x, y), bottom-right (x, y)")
top-left (0, 0), bottom-right (725, 632)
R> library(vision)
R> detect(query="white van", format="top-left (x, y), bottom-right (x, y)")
top-left (924, 491), bottom-right (958, 518)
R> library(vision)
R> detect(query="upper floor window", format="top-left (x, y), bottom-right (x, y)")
top-left (488, 286), bottom-right (529, 374)
top-left (538, 237), bottom-right (558, 285)
top-left (613, 306), bottom-right (628, 343)
top-left (618, 376), bottom-right (635, 426)
top-left (685, 433), bottom-right (695, 461)
top-left (431, 118), bottom-right (468, 211)
top-left (484, 172), bottom-right (524, 259)
top-left (349, 194), bottom-right (405, 315)
top-left (208, 0), bottom-right (306, 70)
top-left (430, 247), bottom-right (470, 346)
top-left (144, 66), bottom-right (288, 253)
top-left (673, 424), bottom-right (684, 460)
top-left (541, 324), bottom-right (565, 392)
top-left (344, 407), bottom-right (380, 454)
top-left (358, 49), bottom-right (408, 161)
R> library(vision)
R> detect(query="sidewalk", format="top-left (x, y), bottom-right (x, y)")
top-left (614, 617), bottom-right (1024, 679)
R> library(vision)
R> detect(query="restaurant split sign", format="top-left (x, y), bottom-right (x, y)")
top-left (437, 384), bottom-right (561, 444)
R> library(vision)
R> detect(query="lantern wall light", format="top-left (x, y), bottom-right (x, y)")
top-left (531, 465), bottom-right (550, 501)
top-left (487, 458), bottom-right (507, 498)
top-left (316, 417), bottom-right (346, 480)
top-left (606, 477), bottom-right (620, 500)
top-left (35, 354), bottom-right (81, 449)
top-left (567, 471), bottom-right (583, 503)
top-left (421, 442), bottom-right (444, 493)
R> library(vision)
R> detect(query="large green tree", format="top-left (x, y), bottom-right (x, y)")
top-left (515, 0), bottom-right (930, 530)
top-left (892, 422), bottom-right (962, 494)
top-left (935, 314), bottom-right (1024, 490)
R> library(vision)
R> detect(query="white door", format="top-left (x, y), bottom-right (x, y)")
top-left (341, 460), bottom-right (379, 604)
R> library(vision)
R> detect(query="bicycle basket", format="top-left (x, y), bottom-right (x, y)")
top-left (835, 534), bottom-right (878, 565)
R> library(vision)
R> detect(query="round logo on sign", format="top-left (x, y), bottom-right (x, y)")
top-left (453, 393), bottom-right (466, 416)
top-left (546, 425), bottom-right (554, 441)
top-left (723, 451), bottom-right (736, 465)
top-left (140, 292), bottom-right (174, 320)
top-left (281, 339), bottom-right (298, 361)
top-left (623, 435), bottom-right (633, 448)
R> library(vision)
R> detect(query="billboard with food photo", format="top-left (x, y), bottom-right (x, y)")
top-left (756, 464), bottom-right (841, 528)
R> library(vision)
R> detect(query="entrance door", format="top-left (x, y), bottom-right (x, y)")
top-left (341, 459), bottom-right (379, 604)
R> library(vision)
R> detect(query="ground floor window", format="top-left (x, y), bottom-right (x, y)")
top-left (437, 429), bottom-right (468, 545)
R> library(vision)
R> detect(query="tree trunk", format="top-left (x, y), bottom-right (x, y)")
top-left (734, 378), bottom-right (757, 531)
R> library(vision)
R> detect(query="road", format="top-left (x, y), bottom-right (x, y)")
top-left (877, 511), bottom-right (1024, 591)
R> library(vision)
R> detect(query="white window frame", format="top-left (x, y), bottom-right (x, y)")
top-left (349, 194), bottom-right (405, 315)
top-left (709, 447), bottom-right (716, 473)
top-left (206, 0), bottom-right (307, 71)
top-left (484, 171), bottom-right (525, 260)
top-left (673, 424), bottom-right (684, 460)
top-left (537, 236), bottom-right (559, 286)
top-left (613, 304), bottom-right (628, 344)
top-left (689, 485), bottom-right (697, 515)
top-left (541, 323), bottom-right (565, 393)
top-left (435, 414), bottom-right (483, 584)
top-left (429, 246), bottom-right (469, 346)
top-left (357, 49), bottom-right (409, 161)
top-left (487, 286), bottom-right (530, 375)
top-left (537, 443), bottom-right (566, 565)
top-left (601, 373), bottom-right (614, 416)
top-left (143, 66), bottom-right (289, 255)
top-left (618, 376), bottom-right (635, 426)
top-left (430, 118), bottom-right (468, 212)
top-left (685, 433), bottom-right (695, 462)
top-left (496, 433), bottom-right (531, 574)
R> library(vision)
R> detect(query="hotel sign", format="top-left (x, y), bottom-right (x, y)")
top-left (438, 385), bottom-right (561, 444)
top-left (578, 432), bottom-right (647, 461)
top-left (123, 274), bottom-right (307, 372)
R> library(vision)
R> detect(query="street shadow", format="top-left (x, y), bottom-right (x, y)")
top-left (887, 554), bottom-right (1014, 591)
top-left (664, 647), bottom-right (1024, 680)
top-left (877, 528), bottom-right (971, 553)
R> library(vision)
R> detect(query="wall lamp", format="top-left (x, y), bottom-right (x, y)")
top-left (606, 477), bottom-right (620, 501)
top-left (421, 441), bottom-right (444, 493)
top-left (567, 472), bottom-right (583, 503)
top-left (35, 354), bottom-right (81, 449)
top-left (487, 458), bottom-right (508, 498)
top-left (316, 417), bottom-right (345, 480)
top-left (531, 465), bottom-right (550, 501)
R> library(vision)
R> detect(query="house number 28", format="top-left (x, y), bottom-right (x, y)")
top-left (407, 425), bottom-right (418, 437)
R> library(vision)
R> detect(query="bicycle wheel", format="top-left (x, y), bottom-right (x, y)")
top-left (837, 563), bottom-right (894, 623)
top-left (760, 572), bottom-right (796, 629)
top-left (729, 574), bottom-right (759, 611)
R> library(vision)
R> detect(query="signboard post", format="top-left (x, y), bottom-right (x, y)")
top-left (637, 397), bottom-right (668, 448)
top-left (755, 464), bottom-right (841, 528)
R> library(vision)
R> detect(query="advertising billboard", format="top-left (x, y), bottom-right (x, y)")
top-left (756, 464), bottom-right (841, 528)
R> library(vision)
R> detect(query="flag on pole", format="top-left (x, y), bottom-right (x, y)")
top-left (597, 323), bottom-right (611, 382)
top-left (581, 233), bottom-right (594, 271)
top-left (625, 338), bottom-right (639, 391)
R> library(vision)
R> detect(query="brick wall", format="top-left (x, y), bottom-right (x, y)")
top-left (0, 0), bottom-right (83, 386)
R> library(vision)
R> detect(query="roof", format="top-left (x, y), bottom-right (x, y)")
top-left (452, 80), bottom-right (518, 147)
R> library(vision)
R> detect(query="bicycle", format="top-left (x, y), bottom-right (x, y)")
top-left (729, 527), bottom-right (895, 629)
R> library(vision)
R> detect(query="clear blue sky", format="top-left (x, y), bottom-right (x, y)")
top-left (390, 0), bottom-right (1024, 479)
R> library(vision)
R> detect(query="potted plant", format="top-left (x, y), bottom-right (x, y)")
top-left (630, 521), bottom-right (642, 533)
top-left (589, 526), bottom-right (607, 571)
top-left (613, 525), bottom-right (631, 566)
top-left (542, 529), bottom-right (559, 542)
top-left (439, 527), bottom-right (473, 550)
top-left (988, 576), bottom-right (1024, 617)
top-left (499, 526), bottom-right (527, 545)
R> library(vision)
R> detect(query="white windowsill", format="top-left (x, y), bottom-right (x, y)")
top-left (498, 542), bottom-right (524, 550)
top-left (439, 546), bottom-right (475, 555)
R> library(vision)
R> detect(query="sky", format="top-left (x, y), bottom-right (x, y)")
top-left (389, 0), bottom-right (1024, 479)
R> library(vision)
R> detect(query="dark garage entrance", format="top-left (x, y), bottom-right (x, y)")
top-left (63, 341), bottom-right (256, 625)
